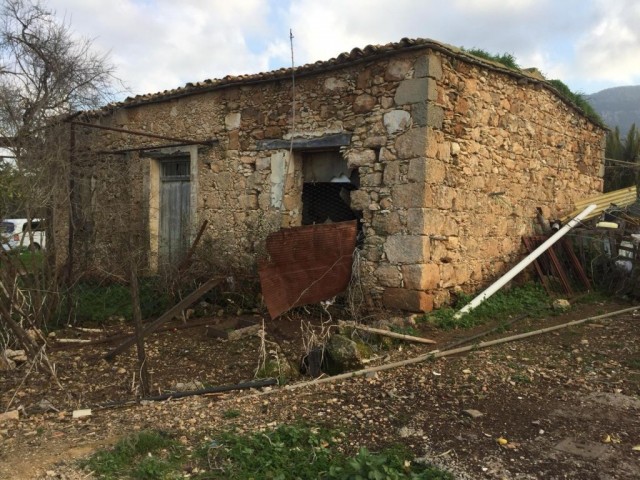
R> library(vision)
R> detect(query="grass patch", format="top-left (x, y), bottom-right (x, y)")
top-left (84, 425), bottom-right (452, 479)
top-left (81, 430), bottom-right (184, 480)
top-left (197, 423), bottom-right (452, 479)
top-left (625, 357), bottom-right (640, 370)
top-left (60, 278), bottom-right (171, 325)
top-left (422, 283), bottom-right (550, 330)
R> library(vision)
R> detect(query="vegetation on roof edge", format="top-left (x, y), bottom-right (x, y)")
top-left (461, 47), bottom-right (604, 126)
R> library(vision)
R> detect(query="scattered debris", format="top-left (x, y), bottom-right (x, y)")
top-left (55, 338), bottom-right (92, 344)
top-left (140, 378), bottom-right (278, 402)
top-left (72, 409), bottom-right (92, 419)
top-left (462, 409), bottom-right (483, 419)
top-left (36, 399), bottom-right (59, 413)
top-left (104, 277), bottom-right (222, 360)
top-left (455, 204), bottom-right (596, 318)
top-left (553, 299), bottom-right (571, 311)
top-left (0, 410), bottom-right (19, 422)
top-left (206, 317), bottom-right (261, 341)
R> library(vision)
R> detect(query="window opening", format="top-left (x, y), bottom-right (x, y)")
top-left (300, 151), bottom-right (362, 229)
top-left (161, 158), bottom-right (190, 180)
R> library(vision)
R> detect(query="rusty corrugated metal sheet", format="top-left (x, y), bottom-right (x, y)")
top-left (258, 221), bottom-right (357, 319)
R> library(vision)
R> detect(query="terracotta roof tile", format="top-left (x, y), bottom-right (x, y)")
top-left (88, 37), bottom-right (604, 127)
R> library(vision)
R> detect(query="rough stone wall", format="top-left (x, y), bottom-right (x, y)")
top-left (67, 46), bottom-right (605, 310)
top-left (414, 52), bottom-right (605, 307)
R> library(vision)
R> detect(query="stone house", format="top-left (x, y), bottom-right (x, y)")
top-left (64, 37), bottom-right (606, 312)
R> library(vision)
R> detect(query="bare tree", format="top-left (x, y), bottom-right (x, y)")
top-left (0, 0), bottom-right (116, 141)
top-left (0, 0), bottom-right (117, 350)
top-left (0, 0), bottom-right (117, 216)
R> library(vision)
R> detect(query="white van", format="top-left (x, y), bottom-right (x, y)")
top-left (1, 218), bottom-right (46, 251)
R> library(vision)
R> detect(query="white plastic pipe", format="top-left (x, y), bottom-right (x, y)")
top-left (454, 203), bottom-right (597, 319)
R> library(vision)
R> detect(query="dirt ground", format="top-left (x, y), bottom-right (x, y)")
top-left (1, 299), bottom-right (640, 479)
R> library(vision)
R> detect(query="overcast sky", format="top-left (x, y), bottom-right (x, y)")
top-left (48, 0), bottom-right (640, 101)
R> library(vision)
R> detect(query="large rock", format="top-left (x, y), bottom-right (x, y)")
top-left (325, 334), bottom-right (371, 374)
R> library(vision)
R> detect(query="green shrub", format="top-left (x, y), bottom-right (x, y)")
top-left (463, 48), bottom-right (520, 70)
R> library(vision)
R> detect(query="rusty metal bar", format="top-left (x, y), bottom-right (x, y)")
top-left (95, 141), bottom-right (217, 156)
top-left (68, 120), bottom-right (215, 145)
top-left (522, 237), bottom-right (554, 296)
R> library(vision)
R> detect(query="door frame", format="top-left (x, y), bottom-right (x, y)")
top-left (142, 145), bottom-right (199, 271)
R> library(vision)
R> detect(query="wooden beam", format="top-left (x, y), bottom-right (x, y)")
top-left (256, 133), bottom-right (352, 151)
top-left (104, 277), bottom-right (222, 360)
top-left (339, 320), bottom-right (436, 344)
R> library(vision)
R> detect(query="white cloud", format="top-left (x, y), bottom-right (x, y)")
top-left (41, 0), bottom-right (640, 98)
top-left (572, 0), bottom-right (640, 87)
top-left (49, 0), bottom-right (275, 96)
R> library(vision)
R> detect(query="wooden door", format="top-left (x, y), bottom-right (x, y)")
top-left (159, 158), bottom-right (191, 265)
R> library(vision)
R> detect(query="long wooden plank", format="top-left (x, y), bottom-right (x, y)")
top-left (339, 320), bottom-right (436, 344)
top-left (104, 277), bottom-right (222, 360)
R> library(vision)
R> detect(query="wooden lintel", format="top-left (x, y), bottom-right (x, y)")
top-left (256, 133), bottom-right (352, 151)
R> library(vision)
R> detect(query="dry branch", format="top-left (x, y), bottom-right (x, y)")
top-left (104, 277), bottom-right (222, 360)
top-left (338, 320), bottom-right (436, 344)
top-left (281, 305), bottom-right (640, 392)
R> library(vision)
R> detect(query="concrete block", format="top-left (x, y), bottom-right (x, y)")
top-left (385, 59), bottom-right (412, 81)
top-left (350, 190), bottom-right (370, 211)
top-left (225, 112), bottom-right (241, 130)
top-left (353, 94), bottom-right (377, 113)
top-left (374, 264), bottom-right (402, 287)
top-left (346, 149), bottom-right (377, 168)
top-left (391, 183), bottom-right (425, 208)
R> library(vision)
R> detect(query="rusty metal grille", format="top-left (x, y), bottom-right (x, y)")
top-left (258, 220), bottom-right (358, 319)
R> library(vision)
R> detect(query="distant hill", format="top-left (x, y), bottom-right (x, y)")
top-left (586, 85), bottom-right (640, 134)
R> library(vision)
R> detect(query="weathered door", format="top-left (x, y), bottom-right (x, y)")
top-left (159, 158), bottom-right (191, 265)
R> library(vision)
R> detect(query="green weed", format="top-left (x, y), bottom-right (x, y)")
top-left (81, 430), bottom-right (184, 480)
top-left (222, 409), bottom-right (241, 419)
top-left (422, 283), bottom-right (550, 330)
top-left (84, 425), bottom-right (452, 479)
top-left (463, 48), bottom-right (520, 70)
top-left (195, 423), bottom-right (451, 479)
top-left (328, 446), bottom-right (453, 480)
top-left (511, 373), bottom-right (532, 384)
top-left (625, 357), bottom-right (640, 370)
